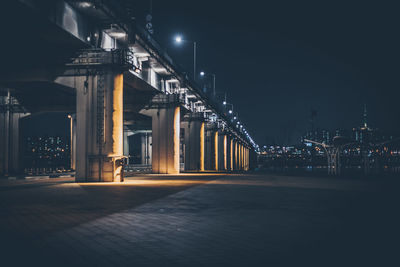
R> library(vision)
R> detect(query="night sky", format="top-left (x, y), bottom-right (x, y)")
top-left (133, 0), bottom-right (400, 145)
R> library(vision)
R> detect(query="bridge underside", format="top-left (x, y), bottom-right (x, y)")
top-left (0, 0), bottom-right (252, 181)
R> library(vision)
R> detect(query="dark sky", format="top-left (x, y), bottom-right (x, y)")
top-left (133, 0), bottom-right (400, 145)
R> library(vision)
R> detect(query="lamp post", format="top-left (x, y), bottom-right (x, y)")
top-left (175, 35), bottom-right (197, 81)
top-left (199, 71), bottom-right (216, 96)
top-left (224, 102), bottom-right (234, 115)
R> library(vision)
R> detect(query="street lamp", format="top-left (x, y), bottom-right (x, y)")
top-left (199, 71), bottom-right (216, 96)
top-left (175, 35), bottom-right (182, 43)
top-left (174, 34), bottom-right (197, 81)
top-left (224, 102), bottom-right (234, 115)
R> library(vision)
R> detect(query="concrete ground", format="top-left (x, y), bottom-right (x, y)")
top-left (0, 173), bottom-right (399, 266)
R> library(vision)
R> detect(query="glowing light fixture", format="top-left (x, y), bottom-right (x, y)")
top-left (175, 35), bottom-right (183, 43)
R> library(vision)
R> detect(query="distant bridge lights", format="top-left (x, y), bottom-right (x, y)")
top-left (173, 37), bottom-right (259, 150)
top-left (224, 102), bottom-right (234, 115)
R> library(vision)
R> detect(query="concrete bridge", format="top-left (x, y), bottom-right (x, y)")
top-left (0, 0), bottom-right (257, 182)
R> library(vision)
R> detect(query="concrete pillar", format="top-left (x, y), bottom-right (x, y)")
top-left (123, 130), bottom-right (130, 165)
top-left (181, 119), bottom-right (205, 171)
top-left (69, 114), bottom-right (76, 170)
top-left (75, 72), bottom-right (124, 182)
top-left (240, 144), bottom-right (244, 170)
top-left (242, 145), bottom-right (245, 170)
top-left (0, 93), bottom-right (27, 175)
top-left (218, 133), bottom-right (225, 171)
top-left (246, 148), bottom-right (250, 171)
top-left (243, 146), bottom-right (247, 171)
top-left (141, 132), bottom-right (152, 165)
top-left (205, 128), bottom-right (212, 170)
top-left (240, 143), bottom-right (244, 170)
top-left (223, 134), bottom-right (228, 171)
top-left (234, 140), bottom-right (238, 170)
top-left (213, 131), bottom-right (219, 171)
top-left (205, 126), bottom-right (219, 171)
top-left (229, 137), bottom-right (234, 171)
top-left (151, 106), bottom-right (180, 174)
top-left (238, 143), bottom-right (243, 170)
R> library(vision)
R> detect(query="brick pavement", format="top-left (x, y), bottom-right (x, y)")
top-left (0, 174), bottom-right (398, 266)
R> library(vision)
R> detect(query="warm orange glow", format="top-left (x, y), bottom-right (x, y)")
top-left (200, 122), bottom-right (205, 171)
top-left (112, 73), bottom-right (124, 156)
top-left (236, 142), bottom-right (239, 170)
top-left (230, 139), bottom-right (234, 171)
top-left (223, 135), bottom-right (227, 170)
top-left (173, 106), bottom-right (180, 173)
top-left (239, 144), bottom-right (242, 170)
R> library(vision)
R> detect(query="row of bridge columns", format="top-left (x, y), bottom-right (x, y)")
top-left (1, 71), bottom-right (250, 181)
top-left (75, 70), bottom-right (250, 181)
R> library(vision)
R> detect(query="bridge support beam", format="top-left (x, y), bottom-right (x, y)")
top-left (69, 114), bottom-right (76, 171)
top-left (237, 143), bottom-right (241, 170)
top-left (242, 144), bottom-right (245, 170)
top-left (229, 137), bottom-right (234, 171)
top-left (0, 92), bottom-right (28, 176)
top-left (234, 141), bottom-right (239, 170)
top-left (218, 133), bottom-right (227, 171)
top-left (205, 126), bottom-right (219, 171)
top-left (141, 132), bottom-right (152, 165)
top-left (75, 72), bottom-right (125, 182)
top-left (245, 147), bottom-right (250, 171)
top-left (212, 130), bottom-right (219, 171)
top-left (151, 106), bottom-right (180, 174)
top-left (182, 117), bottom-right (204, 171)
top-left (242, 145), bottom-right (245, 171)
top-left (123, 130), bottom-right (130, 165)
top-left (240, 143), bottom-right (244, 170)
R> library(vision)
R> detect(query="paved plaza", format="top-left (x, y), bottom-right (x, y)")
top-left (0, 173), bottom-right (398, 266)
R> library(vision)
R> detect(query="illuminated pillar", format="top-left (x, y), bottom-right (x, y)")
top-left (75, 72), bottom-right (125, 182)
top-left (229, 138), bottom-right (234, 171)
top-left (182, 118), bottom-right (205, 171)
top-left (217, 133), bottom-right (225, 171)
top-left (238, 143), bottom-right (242, 170)
top-left (205, 128), bottom-right (212, 170)
top-left (234, 141), bottom-right (238, 170)
top-left (243, 145), bottom-right (246, 170)
top-left (213, 131), bottom-right (219, 171)
top-left (241, 144), bottom-right (244, 170)
top-left (223, 134), bottom-right (228, 171)
top-left (244, 146), bottom-right (247, 171)
top-left (151, 106), bottom-right (180, 174)
top-left (243, 146), bottom-right (247, 171)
